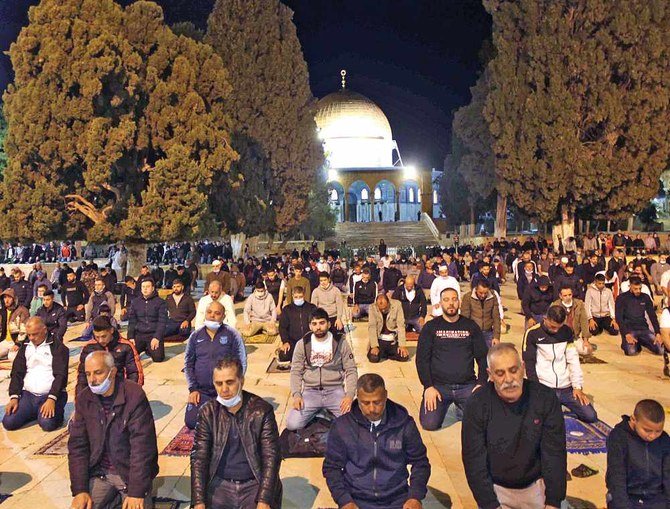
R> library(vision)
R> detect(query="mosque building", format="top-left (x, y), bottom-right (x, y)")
top-left (315, 70), bottom-right (440, 223)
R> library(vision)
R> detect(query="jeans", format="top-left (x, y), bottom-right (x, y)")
top-left (277, 341), bottom-right (296, 364)
top-left (405, 316), bottom-right (423, 333)
top-left (525, 313), bottom-right (545, 330)
top-left (367, 341), bottom-right (409, 363)
top-left (208, 477), bottom-right (259, 509)
top-left (185, 391), bottom-right (215, 430)
top-left (134, 333), bottom-right (165, 363)
top-left (2, 390), bottom-right (67, 431)
top-left (591, 316), bottom-right (618, 336)
top-left (494, 478), bottom-right (546, 509)
top-left (621, 330), bottom-right (663, 356)
top-left (286, 386), bottom-right (345, 430)
top-left (419, 382), bottom-right (476, 431)
top-left (352, 303), bottom-right (371, 319)
top-left (482, 329), bottom-right (494, 349)
top-left (89, 472), bottom-right (154, 509)
top-left (164, 319), bottom-right (191, 339)
top-left (555, 387), bottom-right (598, 423)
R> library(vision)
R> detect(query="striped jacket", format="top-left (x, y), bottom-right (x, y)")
top-left (522, 323), bottom-right (583, 390)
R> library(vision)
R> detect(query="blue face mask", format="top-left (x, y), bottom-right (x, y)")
top-left (294, 298), bottom-right (305, 306)
top-left (217, 388), bottom-right (242, 408)
top-left (89, 370), bottom-right (113, 395)
top-left (204, 320), bottom-right (221, 330)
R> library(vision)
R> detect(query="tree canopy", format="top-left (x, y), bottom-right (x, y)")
top-left (483, 0), bottom-right (670, 226)
top-left (205, 0), bottom-right (324, 234)
top-left (0, 106), bottom-right (7, 181)
top-left (0, 0), bottom-right (237, 242)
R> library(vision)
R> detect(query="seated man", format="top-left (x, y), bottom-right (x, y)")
top-left (352, 268), bottom-right (377, 320)
top-left (584, 273), bottom-right (618, 336)
top-left (3, 317), bottom-right (69, 431)
top-left (521, 275), bottom-right (554, 329)
top-left (606, 399), bottom-right (670, 509)
top-left (69, 351), bottom-right (158, 509)
top-left (523, 305), bottom-right (598, 423)
top-left (0, 288), bottom-right (29, 361)
top-left (391, 275), bottom-right (427, 333)
top-left (241, 281), bottom-right (278, 339)
top-left (323, 374), bottom-right (430, 509)
top-left (462, 343), bottom-right (566, 509)
top-left (35, 290), bottom-right (68, 343)
top-left (184, 301), bottom-right (247, 429)
top-left (460, 279), bottom-right (501, 348)
top-left (553, 285), bottom-right (594, 356)
top-left (119, 276), bottom-right (138, 321)
top-left (190, 356), bottom-right (282, 509)
top-left (127, 278), bottom-right (168, 363)
top-left (61, 269), bottom-right (90, 322)
top-left (76, 315), bottom-right (143, 395)
top-left (367, 294), bottom-right (409, 363)
top-left (278, 286), bottom-right (316, 368)
top-left (311, 271), bottom-right (345, 334)
top-left (287, 308), bottom-right (358, 430)
top-left (615, 276), bottom-right (663, 357)
top-left (195, 280), bottom-right (236, 330)
top-left (165, 278), bottom-right (196, 339)
top-left (84, 278), bottom-right (116, 324)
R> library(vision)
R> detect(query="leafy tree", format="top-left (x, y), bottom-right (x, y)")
top-left (0, 106), bottom-right (7, 180)
top-left (0, 0), bottom-right (237, 242)
top-left (205, 0), bottom-right (324, 233)
top-left (170, 21), bottom-right (204, 42)
top-left (438, 152), bottom-right (472, 228)
top-left (290, 177), bottom-right (336, 240)
top-left (483, 0), bottom-right (670, 241)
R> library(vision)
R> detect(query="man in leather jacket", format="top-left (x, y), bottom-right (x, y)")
top-left (190, 356), bottom-right (282, 509)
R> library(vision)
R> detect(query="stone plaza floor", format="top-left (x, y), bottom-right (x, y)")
top-left (0, 279), bottom-right (668, 508)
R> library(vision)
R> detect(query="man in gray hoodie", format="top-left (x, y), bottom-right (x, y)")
top-left (241, 280), bottom-right (278, 339)
top-left (311, 272), bottom-right (345, 334)
top-left (287, 307), bottom-right (358, 430)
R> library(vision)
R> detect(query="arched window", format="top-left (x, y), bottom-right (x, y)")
top-left (418, 191), bottom-right (422, 203)
top-left (330, 189), bottom-right (338, 201)
top-left (433, 190), bottom-right (438, 204)
top-left (361, 188), bottom-right (369, 201)
top-left (374, 188), bottom-right (382, 200)
top-left (408, 188), bottom-right (415, 203)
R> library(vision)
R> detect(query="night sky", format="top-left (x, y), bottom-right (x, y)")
top-left (0, 0), bottom-right (491, 169)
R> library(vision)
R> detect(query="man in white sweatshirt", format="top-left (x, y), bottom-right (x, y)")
top-left (242, 280), bottom-right (278, 338)
top-left (194, 280), bottom-right (236, 330)
top-left (429, 264), bottom-right (461, 317)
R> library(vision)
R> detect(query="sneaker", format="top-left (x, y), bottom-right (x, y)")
top-left (664, 364), bottom-right (670, 378)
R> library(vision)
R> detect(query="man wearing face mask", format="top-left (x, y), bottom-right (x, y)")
top-left (522, 305), bottom-right (597, 422)
top-left (3, 317), bottom-right (69, 432)
top-left (195, 280), bottom-right (236, 330)
top-left (69, 351), bottom-right (158, 509)
top-left (278, 286), bottom-right (316, 369)
top-left (242, 281), bottom-right (278, 339)
top-left (75, 315), bottom-right (143, 396)
top-left (462, 343), bottom-right (566, 509)
top-left (191, 356), bottom-right (281, 509)
top-left (323, 374), bottom-right (430, 509)
top-left (184, 301), bottom-right (247, 429)
top-left (552, 285), bottom-right (593, 356)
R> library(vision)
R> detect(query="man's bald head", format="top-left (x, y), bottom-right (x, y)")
top-left (205, 300), bottom-right (225, 324)
top-left (208, 280), bottom-right (223, 300)
top-left (25, 317), bottom-right (47, 346)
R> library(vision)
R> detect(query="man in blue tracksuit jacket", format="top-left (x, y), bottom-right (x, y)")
top-left (323, 373), bottom-right (430, 509)
top-left (183, 300), bottom-right (247, 429)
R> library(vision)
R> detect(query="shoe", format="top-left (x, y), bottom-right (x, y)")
top-left (571, 463), bottom-right (598, 478)
top-left (567, 471), bottom-right (572, 481)
top-left (663, 364), bottom-right (670, 378)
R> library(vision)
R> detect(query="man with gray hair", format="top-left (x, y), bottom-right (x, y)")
top-left (462, 343), bottom-right (566, 509)
top-left (69, 350), bottom-right (158, 509)
top-left (323, 373), bottom-right (430, 509)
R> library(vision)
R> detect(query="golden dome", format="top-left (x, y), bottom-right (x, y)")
top-left (315, 89), bottom-right (393, 141)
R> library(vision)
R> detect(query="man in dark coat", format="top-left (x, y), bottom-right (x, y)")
top-left (127, 278), bottom-right (168, 362)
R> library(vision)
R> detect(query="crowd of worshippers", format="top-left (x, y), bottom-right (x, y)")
top-left (1, 235), bottom-right (670, 509)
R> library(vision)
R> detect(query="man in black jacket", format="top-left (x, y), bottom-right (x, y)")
top-left (10, 267), bottom-right (32, 309)
top-left (127, 278), bottom-right (168, 362)
top-left (416, 287), bottom-right (488, 431)
top-left (615, 276), bottom-right (663, 357)
top-left (69, 351), bottom-right (158, 509)
top-left (35, 290), bottom-right (68, 343)
top-left (382, 260), bottom-right (403, 293)
top-left (190, 356), bottom-right (281, 509)
top-left (119, 276), bottom-right (138, 320)
top-left (165, 278), bottom-right (196, 339)
top-left (277, 286), bottom-right (316, 367)
top-left (3, 317), bottom-right (69, 431)
top-left (392, 275), bottom-right (427, 332)
top-left (323, 373), bottom-right (430, 509)
top-left (462, 343), bottom-right (566, 509)
top-left (352, 269), bottom-right (378, 320)
top-left (521, 276), bottom-right (554, 329)
top-left (62, 270), bottom-right (90, 322)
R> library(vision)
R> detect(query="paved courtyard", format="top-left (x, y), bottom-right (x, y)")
top-left (0, 279), bottom-right (667, 508)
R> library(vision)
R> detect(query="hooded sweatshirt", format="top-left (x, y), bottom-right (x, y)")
top-left (311, 283), bottom-right (345, 321)
top-left (606, 415), bottom-right (670, 507)
top-left (243, 291), bottom-right (276, 323)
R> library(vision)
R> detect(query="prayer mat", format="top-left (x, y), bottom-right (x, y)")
top-left (161, 426), bottom-right (194, 456)
top-left (580, 355), bottom-right (607, 364)
top-left (267, 358), bottom-right (291, 373)
top-left (153, 497), bottom-right (188, 509)
top-left (406, 331), bottom-right (419, 342)
top-left (565, 414), bottom-right (612, 455)
top-left (34, 430), bottom-right (69, 456)
top-left (244, 333), bottom-right (277, 344)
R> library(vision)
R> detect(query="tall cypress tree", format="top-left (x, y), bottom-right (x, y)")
top-left (205, 0), bottom-right (324, 233)
top-left (0, 0), bottom-right (237, 242)
top-left (484, 0), bottom-right (670, 239)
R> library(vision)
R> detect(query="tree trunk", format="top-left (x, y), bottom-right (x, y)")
top-left (469, 203), bottom-right (476, 237)
top-left (126, 243), bottom-right (147, 279)
top-left (231, 233), bottom-right (246, 259)
top-left (552, 204), bottom-right (575, 253)
top-left (494, 193), bottom-right (507, 238)
top-left (627, 216), bottom-right (634, 232)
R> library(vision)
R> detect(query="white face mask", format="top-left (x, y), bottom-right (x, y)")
top-left (562, 300), bottom-right (573, 309)
top-left (294, 298), bottom-right (304, 306)
top-left (204, 320), bottom-right (221, 330)
top-left (217, 387), bottom-right (242, 408)
top-left (89, 370), bottom-right (113, 395)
